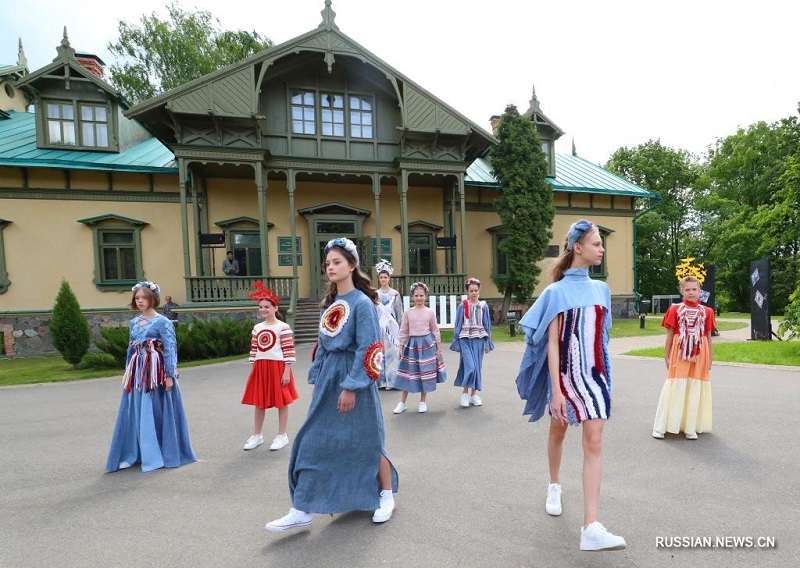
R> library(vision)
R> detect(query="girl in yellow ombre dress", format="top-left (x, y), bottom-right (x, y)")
top-left (652, 276), bottom-right (715, 440)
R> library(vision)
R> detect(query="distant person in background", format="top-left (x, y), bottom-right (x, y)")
top-left (223, 250), bottom-right (240, 276)
top-left (161, 296), bottom-right (179, 322)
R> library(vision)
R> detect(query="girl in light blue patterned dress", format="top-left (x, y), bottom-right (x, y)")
top-left (375, 259), bottom-right (403, 389)
top-left (266, 238), bottom-right (398, 533)
top-left (106, 281), bottom-right (196, 473)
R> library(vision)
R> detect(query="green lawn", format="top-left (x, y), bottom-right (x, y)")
top-left (624, 341), bottom-right (800, 366)
top-left (0, 353), bottom-right (247, 387)
top-left (440, 319), bottom-right (746, 343)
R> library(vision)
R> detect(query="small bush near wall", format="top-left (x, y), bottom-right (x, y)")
top-left (96, 317), bottom-right (254, 366)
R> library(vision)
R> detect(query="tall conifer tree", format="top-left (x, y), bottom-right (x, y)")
top-left (490, 105), bottom-right (554, 316)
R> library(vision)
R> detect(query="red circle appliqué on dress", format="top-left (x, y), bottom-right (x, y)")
top-left (364, 341), bottom-right (384, 381)
top-left (256, 328), bottom-right (277, 351)
top-left (320, 300), bottom-right (350, 337)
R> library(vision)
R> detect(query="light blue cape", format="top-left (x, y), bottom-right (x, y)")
top-left (515, 268), bottom-right (612, 422)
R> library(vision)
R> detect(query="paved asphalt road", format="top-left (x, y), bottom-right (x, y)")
top-left (1, 340), bottom-right (798, 568)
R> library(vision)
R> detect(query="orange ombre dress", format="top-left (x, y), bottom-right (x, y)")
top-left (653, 301), bottom-right (715, 436)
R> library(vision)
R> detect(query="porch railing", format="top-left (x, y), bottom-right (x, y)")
top-left (390, 274), bottom-right (467, 296)
top-left (186, 276), bottom-right (298, 304)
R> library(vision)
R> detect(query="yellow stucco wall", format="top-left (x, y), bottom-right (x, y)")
top-left (1, 198), bottom-right (197, 310)
top-left (1, 165), bottom-right (635, 310)
top-left (0, 81), bottom-right (30, 113)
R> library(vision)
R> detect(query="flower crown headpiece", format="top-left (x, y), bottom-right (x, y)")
top-left (410, 281), bottom-right (429, 295)
top-left (325, 237), bottom-right (360, 266)
top-left (464, 277), bottom-right (481, 289)
top-left (131, 280), bottom-right (161, 298)
top-left (566, 219), bottom-right (595, 251)
top-left (374, 258), bottom-right (394, 276)
top-left (248, 281), bottom-right (280, 307)
top-left (675, 257), bottom-right (707, 285)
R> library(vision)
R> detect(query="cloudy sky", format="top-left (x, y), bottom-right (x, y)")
top-left (2, 0), bottom-right (798, 164)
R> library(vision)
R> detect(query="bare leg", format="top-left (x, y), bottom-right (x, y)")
top-left (378, 455), bottom-right (392, 490)
top-left (253, 408), bottom-right (266, 436)
top-left (277, 406), bottom-right (288, 435)
top-left (582, 419), bottom-right (604, 526)
top-left (400, 390), bottom-right (409, 403)
top-left (462, 386), bottom-right (469, 394)
top-left (548, 417), bottom-right (568, 483)
top-left (420, 391), bottom-right (427, 402)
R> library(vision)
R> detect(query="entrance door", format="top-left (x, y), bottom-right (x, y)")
top-left (231, 231), bottom-right (262, 276)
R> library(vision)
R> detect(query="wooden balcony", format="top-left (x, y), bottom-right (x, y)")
top-left (390, 274), bottom-right (467, 296)
top-left (186, 276), bottom-right (297, 303)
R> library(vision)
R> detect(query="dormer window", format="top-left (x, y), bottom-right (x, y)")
top-left (43, 100), bottom-right (114, 150)
top-left (80, 103), bottom-right (109, 147)
top-left (46, 102), bottom-right (76, 145)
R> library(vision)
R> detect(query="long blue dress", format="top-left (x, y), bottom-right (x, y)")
top-left (450, 301), bottom-right (495, 391)
top-left (106, 314), bottom-right (196, 473)
top-left (289, 288), bottom-right (399, 513)
top-left (376, 288), bottom-right (402, 388)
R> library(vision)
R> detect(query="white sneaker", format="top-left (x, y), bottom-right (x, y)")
top-left (470, 394), bottom-right (483, 406)
top-left (269, 433), bottom-right (289, 451)
top-left (265, 508), bottom-right (313, 533)
top-left (459, 393), bottom-right (470, 407)
top-left (580, 521), bottom-right (627, 551)
top-left (372, 490), bottom-right (395, 523)
top-left (418, 402), bottom-right (428, 413)
top-left (546, 483), bottom-right (562, 516)
top-left (393, 402), bottom-right (407, 414)
top-left (243, 434), bottom-right (264, 451)
top-left (652, 430), bottom-right (665, 439)
top-left (685, 432), bottom-right (698, 440)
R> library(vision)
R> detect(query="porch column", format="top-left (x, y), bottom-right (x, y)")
top-left (178, 158), bottom-right (192, 299)
top-left (399, 169), bottom-right (410, 276)
top-left (191, 170), bottom-right (204, 275)
top-left (372, 174), bottom-right (381, 265)
top-left (287, 168), bottom-right (299, 283)
top-left (458, 172), bottom-right (467, 274)
top-left (255, 163), bottom-right (271, 276)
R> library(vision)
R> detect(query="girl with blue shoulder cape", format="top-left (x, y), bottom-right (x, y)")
top-left (515, 220), bottom-right (626, 552)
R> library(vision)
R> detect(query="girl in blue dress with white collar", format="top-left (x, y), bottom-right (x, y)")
top-left (516, 220), bottom-right (625, 552)
top-left (451, 277), bottom-right (494, 408)
top-left (266, 238), bottom-right (398, 533)
top-left (106, 281), bottom-right (196, 473)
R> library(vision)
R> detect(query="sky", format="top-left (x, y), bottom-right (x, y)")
top-left (2, 0), bottom-right (798, 165)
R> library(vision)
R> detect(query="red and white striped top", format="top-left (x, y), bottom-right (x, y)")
top-left (249, 320), bottom-right (296, 363)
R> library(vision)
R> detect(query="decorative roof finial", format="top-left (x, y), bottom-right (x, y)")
top-left (17, 38), bottom-right (28, 70)
top-left (319, 0), bottom-right (339, 31)
top-left (529, 82), bottom-right (540, 113)
top-left (55, 26), bottom-right (76, 60)
top-left (571, 137), bottom-right (577, 157)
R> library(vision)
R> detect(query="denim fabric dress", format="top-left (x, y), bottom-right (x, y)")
top-left (451, 301), bottom-right (495, 391)
top-left (106, 314), bottom-right (196, 472)
top-left (289, 289), bottom-right (399, 513)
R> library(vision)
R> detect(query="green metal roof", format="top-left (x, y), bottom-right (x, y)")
top-left (466, 154), bottom-right (655, 198)
top-left (0, 111), bottom-right (176, 173)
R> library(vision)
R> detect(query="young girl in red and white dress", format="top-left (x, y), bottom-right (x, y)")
top-left (652, 276), bottom-right (715, 440)
top-left (241, 282), bottom-right (299, 451)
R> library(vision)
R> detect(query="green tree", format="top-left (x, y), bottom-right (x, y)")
top-left (49, 280), bottom-right (91, 367)
top-left (697, 117), bottom-right (800, 311)
top-left (108, 2), bottom-right (272, 104)
top-left (606, 140), bottom-right (700, 297)
top-left (489, 104), bottom-right (554, 316)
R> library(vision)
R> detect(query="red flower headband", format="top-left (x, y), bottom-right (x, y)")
top-left (248, 281), bottom-right (279, 307)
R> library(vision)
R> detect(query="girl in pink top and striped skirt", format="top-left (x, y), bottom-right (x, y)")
top-left (392, 282), bottom-right (447, 414)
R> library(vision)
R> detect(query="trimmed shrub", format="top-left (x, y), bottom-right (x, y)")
top-left (78, 352), bottom-right (119, 370)
top-left (96, 316), bottom-right (253, 365)
top-left (49, 280), bottom-right (91, 367)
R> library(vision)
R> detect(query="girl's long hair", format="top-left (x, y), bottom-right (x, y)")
top-left (551, 224), bottom-right (597, 282)
top-left (321, 246), bottom-right (378, 308)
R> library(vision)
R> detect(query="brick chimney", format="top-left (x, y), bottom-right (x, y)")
top-left (489, 115), bottom-right (502, 136)
top-left (74, 52), bottom-right (105, 79)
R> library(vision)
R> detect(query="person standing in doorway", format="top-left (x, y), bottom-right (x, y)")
top-left (223, 250), bottom-right (240, 276)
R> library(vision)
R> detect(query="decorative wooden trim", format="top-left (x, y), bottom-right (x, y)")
top-left (0, 188), bottom-right (191, 203)
top-left (0, 219), bottom-right (10, 294)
